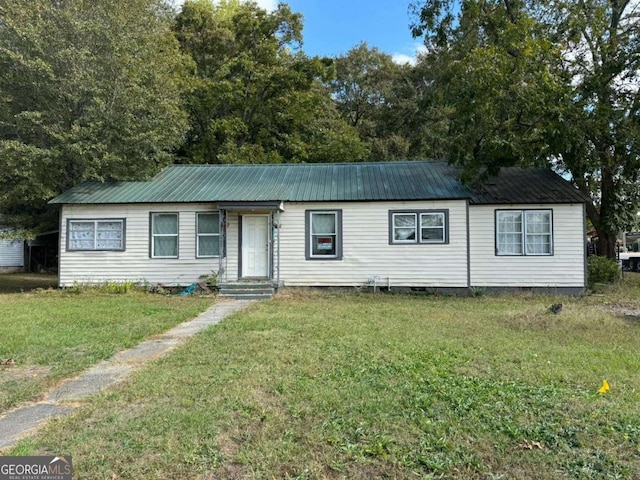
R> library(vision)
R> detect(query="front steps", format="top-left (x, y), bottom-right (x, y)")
top-left (218, 281), bottom-right (276, 300)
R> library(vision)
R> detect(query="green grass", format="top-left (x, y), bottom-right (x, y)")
top-left (9, 275), bottom-right (640, 479)
top-left (0, 286), bottom-right (212, 413)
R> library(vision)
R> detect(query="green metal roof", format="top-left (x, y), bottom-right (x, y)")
top-left (48, 161), bottom-right (588, 205)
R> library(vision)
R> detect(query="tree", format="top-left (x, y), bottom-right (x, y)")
top-left (332, 44), bottom-right (399, 129)
top-left (0, 0), bottom-right (190, 231)
top-left (411, 0), bottom-right (640, 258)
top-left (549, 1), bottom-right (640, 257)
top-left (174, 0), bottom-right (367, 164)
top-left (331, 42), bottom-right (448, 161)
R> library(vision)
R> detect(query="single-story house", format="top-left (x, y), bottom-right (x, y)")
top-left (48, 161), bottom-right (589, 293)
top-left (0, 227), bottom-right (24, 273)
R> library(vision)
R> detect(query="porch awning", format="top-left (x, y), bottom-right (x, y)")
top-left (216, 201), bottom-right (284, 212)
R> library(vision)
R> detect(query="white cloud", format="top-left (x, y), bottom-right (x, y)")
top-left (391, 53), bottom-right (416, 65)
top-left (391, 43), bottom-right (427, 66)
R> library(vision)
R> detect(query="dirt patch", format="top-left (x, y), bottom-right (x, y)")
top-left (499, 310), bottom-right (562, 332)
top-left (215, 430), bottom-right (242, 459)
top-left (0, 273), bottom-right (58, 294)
top-left (603, 303), bottom-right (640, 321)
top-left (204, 462), bottom-right (248, 480)
top-left (0, 364), bottom-right (51, 383)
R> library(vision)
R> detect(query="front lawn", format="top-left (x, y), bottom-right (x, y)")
top-left (10, 275), bottom-right (640, 479)
top-left (0, 287), bottom-right (212, 413)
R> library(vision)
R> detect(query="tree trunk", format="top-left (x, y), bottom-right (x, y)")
top-left (596, 163), bottom-right (619, 259)
top-left (597, 232), bottom-right (617, 259)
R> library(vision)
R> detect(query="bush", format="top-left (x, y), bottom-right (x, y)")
top-left (587, 256), bottom-right (620, 287)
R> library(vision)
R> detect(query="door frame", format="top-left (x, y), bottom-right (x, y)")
top-left (238, 214), bottom-right (271, 279)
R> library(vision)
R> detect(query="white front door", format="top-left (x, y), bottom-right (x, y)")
top-left (242, 215), bottom-right (269, 278)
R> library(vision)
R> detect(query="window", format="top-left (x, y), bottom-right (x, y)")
top-left (305, 210), bottom-right (342, 260)
top-left (151, 213), bottom-right (178, 258)
top-left (390, 210), bottom-right (448, 244)
top-left (392, 213), bottom-right (417, 243)
top-left (68, 219), bottom-right (124, 251)
top-left (421, 212), bottom-right (446, 243)
top-left (496, 210), bottom-right (552, 256)
top-left (197, 212), bottom-right (220, 258)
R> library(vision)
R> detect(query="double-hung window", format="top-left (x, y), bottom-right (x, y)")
top-left (496, 210), bottom-right (552, 255)
top-left (420, 212), bottom-right (446, 243)
top-left (390, 210), bottom-right (448, 244)
top-left (151, 213), bottom-right (178, 258)
top-left (68, 219), bottom-right (124, 251)
top-left (392, 213), bottom-right (417, 243)
top-left (305, 210), bottom-right (342, 260)
top-left (197, 212), bottom-right (220, 258)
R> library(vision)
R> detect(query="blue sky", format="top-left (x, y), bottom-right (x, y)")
top-left (284, 0), bottom-right (425, 63)
top-left (173, 0), bottom-right (426, 64)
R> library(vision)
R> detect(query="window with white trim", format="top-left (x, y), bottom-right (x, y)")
top-left (151, 213), bottom-right (178, 258)
top-left (305, 210), bottom-right (342, 260)
top-left (390, 210), bottom-right (448, 244)
top-left (68, 219), bottom-right (124, 251)
top-left (420, 212), bottom-right (446, 243)
top-left (392, 213), bottom-right (417, 243)
top-left (496, 209), bottom-right (552, 255)
top-left (197, 212), bottom-right (220, 258)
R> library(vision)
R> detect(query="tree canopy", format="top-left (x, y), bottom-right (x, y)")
top-left (1, 0), bottom-right (638, 254)
top-left (411, 0), bottom-right (640, 257)
top-left (174, 0), bottom-right (366, 165)
top-left (0, 0), bottom-right (190, 230)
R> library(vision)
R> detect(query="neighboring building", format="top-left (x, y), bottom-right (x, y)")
top-left (49, 161), bottom-right (589, 293)
top-left (0, 228), bottom-right (24, 272)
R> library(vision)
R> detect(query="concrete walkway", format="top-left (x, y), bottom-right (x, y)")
top-left (0, 299), bottom-right (253, 451)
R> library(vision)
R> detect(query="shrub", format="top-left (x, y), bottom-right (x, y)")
top-left (587, 256), bottom-right (620, 287)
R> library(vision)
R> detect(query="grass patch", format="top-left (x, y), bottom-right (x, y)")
top-left (11, 274), bottom-right (640, 478)
top-left (0, 287), bottom-right (212, 413)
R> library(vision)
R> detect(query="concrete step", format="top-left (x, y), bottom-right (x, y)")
top-left (219, 288), bottom-right (275, 296)
top-left (219, 293), bottom-right (274, 300)
top-left (219, 282), bottom-right (275, 300)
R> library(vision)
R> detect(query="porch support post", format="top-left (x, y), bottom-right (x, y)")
top-left (218, 209), bottom-right (225, 283)
top-left (276, 209), bottom-right (281, 289)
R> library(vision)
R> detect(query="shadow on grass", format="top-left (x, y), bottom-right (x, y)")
top-left (0, 273), bottom-right (58, 294)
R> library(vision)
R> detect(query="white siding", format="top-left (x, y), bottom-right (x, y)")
top-left (276, 201), bottom-right (468, 288)
top-left (225, 211), bottom-right (240, 282)
top-left (469, 204), bottom-right (585, 287)
top-left (59, 200), bottom-right (586, 289)
top-left (0, 230), bottom-right (24, 268)
top-left (59, 204), bottom-right (220, 286)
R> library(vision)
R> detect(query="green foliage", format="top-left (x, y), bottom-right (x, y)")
top-left (0, 0), bottom-right (190, 230)
top-left (331, 43), bottom-right (403, 152)
top-left (67, 281), bottom-right (141, 294)
top-left (411, 0), bottom-right (640, 257)
top-left (198, 270), bottom-right (219, 287)
top-left (470, 286), bottom-right (485, 297)
top-left (412, 1), bottom-right (565, 177)
top-left (588, 256), bottom-right (621, 287)
top-left (102, 281), bottom-right (138, 294)
top-left (174, 0), bottom-right (367, 164)
top-left (330, 42), bottom-right (447, 161)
